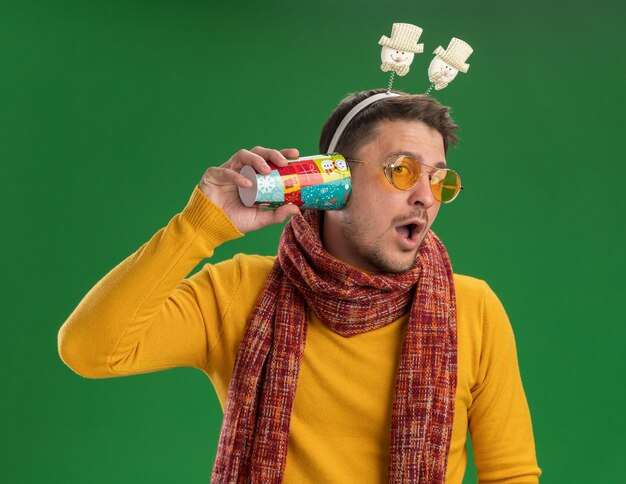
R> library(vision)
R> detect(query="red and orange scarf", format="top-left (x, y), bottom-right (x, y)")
top-left (212, 210), bottom-right (458, 483)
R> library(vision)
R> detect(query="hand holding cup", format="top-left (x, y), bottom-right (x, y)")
top-left (197, 146), bottom-right (302, 233)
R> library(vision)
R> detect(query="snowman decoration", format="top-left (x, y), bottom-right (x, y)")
top-left (428, 37), bottom-right (473, 90)
top-left (334, 159), bottom-right (348, 172)
top-left (321, 159), bottom-right (335, 174)
top-left (379, 23), bottom-right (424, 77)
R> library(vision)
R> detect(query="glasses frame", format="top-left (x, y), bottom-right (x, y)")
top-left (346, 155), bottom-right (464, 203)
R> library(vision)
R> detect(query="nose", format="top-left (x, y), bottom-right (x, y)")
top-left (407, 172), bottom-right (435, 209)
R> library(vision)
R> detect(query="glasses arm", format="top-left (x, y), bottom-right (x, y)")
top-left (345, 158), bottom-right (386, 167)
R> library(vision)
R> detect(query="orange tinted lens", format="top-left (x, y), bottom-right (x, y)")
top-left (390, 156), bottom-right (420, 189)
top-left (430, 169), bottom-right (461, 203)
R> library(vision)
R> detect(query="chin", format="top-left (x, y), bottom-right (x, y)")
top-left (391, 259), bottom-right (418, 274)
top-left (368, 252), bottom-right (418, 274)
top-left (386, 245), bottom-right (426, 274)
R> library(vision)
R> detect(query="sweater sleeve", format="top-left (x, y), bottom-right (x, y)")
top-left (468, 283), bottom-right (542, 483)
top-left (57, 186), bottom-right (244, 379)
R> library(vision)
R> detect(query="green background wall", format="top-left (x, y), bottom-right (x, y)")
top-left (2, 0), bottom-right (624, 482)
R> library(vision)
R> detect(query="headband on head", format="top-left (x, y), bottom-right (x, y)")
top-left (327, 92), bottom-right (400, 153)
top-left (327, 23), bottom-right (473, 153)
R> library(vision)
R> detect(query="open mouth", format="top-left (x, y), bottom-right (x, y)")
top-left (396, 223), bottom-right (421, 241)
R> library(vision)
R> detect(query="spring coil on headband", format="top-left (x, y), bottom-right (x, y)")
top-left (327, 23), bottom-right (473, 154)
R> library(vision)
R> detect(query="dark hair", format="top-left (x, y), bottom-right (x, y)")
top-left (319, 88), bottom-right (459, 158)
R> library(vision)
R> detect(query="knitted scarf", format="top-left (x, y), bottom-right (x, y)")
top-left (212, 210), bottom-right (458, 483)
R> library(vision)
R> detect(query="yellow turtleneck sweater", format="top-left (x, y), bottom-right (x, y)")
top-left (58, 186), bottom-right (541, 483)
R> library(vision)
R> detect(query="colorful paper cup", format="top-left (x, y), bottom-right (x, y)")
top-left (238, 153), bottom-right (352, 210)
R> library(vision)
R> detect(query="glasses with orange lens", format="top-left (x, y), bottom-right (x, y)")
top-left (347, 155), bottom-right (463, 203)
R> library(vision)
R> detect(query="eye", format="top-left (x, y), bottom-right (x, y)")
top-left (393, 165), bottom-right (409, 175)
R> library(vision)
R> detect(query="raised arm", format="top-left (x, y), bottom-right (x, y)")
top-left (57, 147), bottom-right (300, 379)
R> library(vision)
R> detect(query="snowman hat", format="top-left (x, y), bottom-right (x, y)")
top-left (378, 23), bottom-right (424, 54)
top-left (433, 37), bottom-right (473, 73)
top-left (327, 26), bottom-right (474, 153)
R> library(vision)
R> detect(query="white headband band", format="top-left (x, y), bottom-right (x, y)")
top-left (327, 92), bottom-right (400, 153)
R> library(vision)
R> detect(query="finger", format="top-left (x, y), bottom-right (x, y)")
top-left (272, 203), bottom-right (302, 224)
top-left (231, 149), bottom-right (273, 175)
top-left (255, 203), bottom-right (301, 227)
top-left (250, 146), bottom-right (290, 167)
top-left (202, 166), bottom-right (253, 189)
top-left (279, 148), bottom-right (300, 160)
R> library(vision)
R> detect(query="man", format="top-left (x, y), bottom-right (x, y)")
top-left (58, 89), bottom-right (541, 483)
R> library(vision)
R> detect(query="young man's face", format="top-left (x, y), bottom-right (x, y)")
top-left (323, 119), bottom-right (446, 274)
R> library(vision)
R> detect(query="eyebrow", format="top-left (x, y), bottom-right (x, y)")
top-left (386, 150), bottom-right (447, 169)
